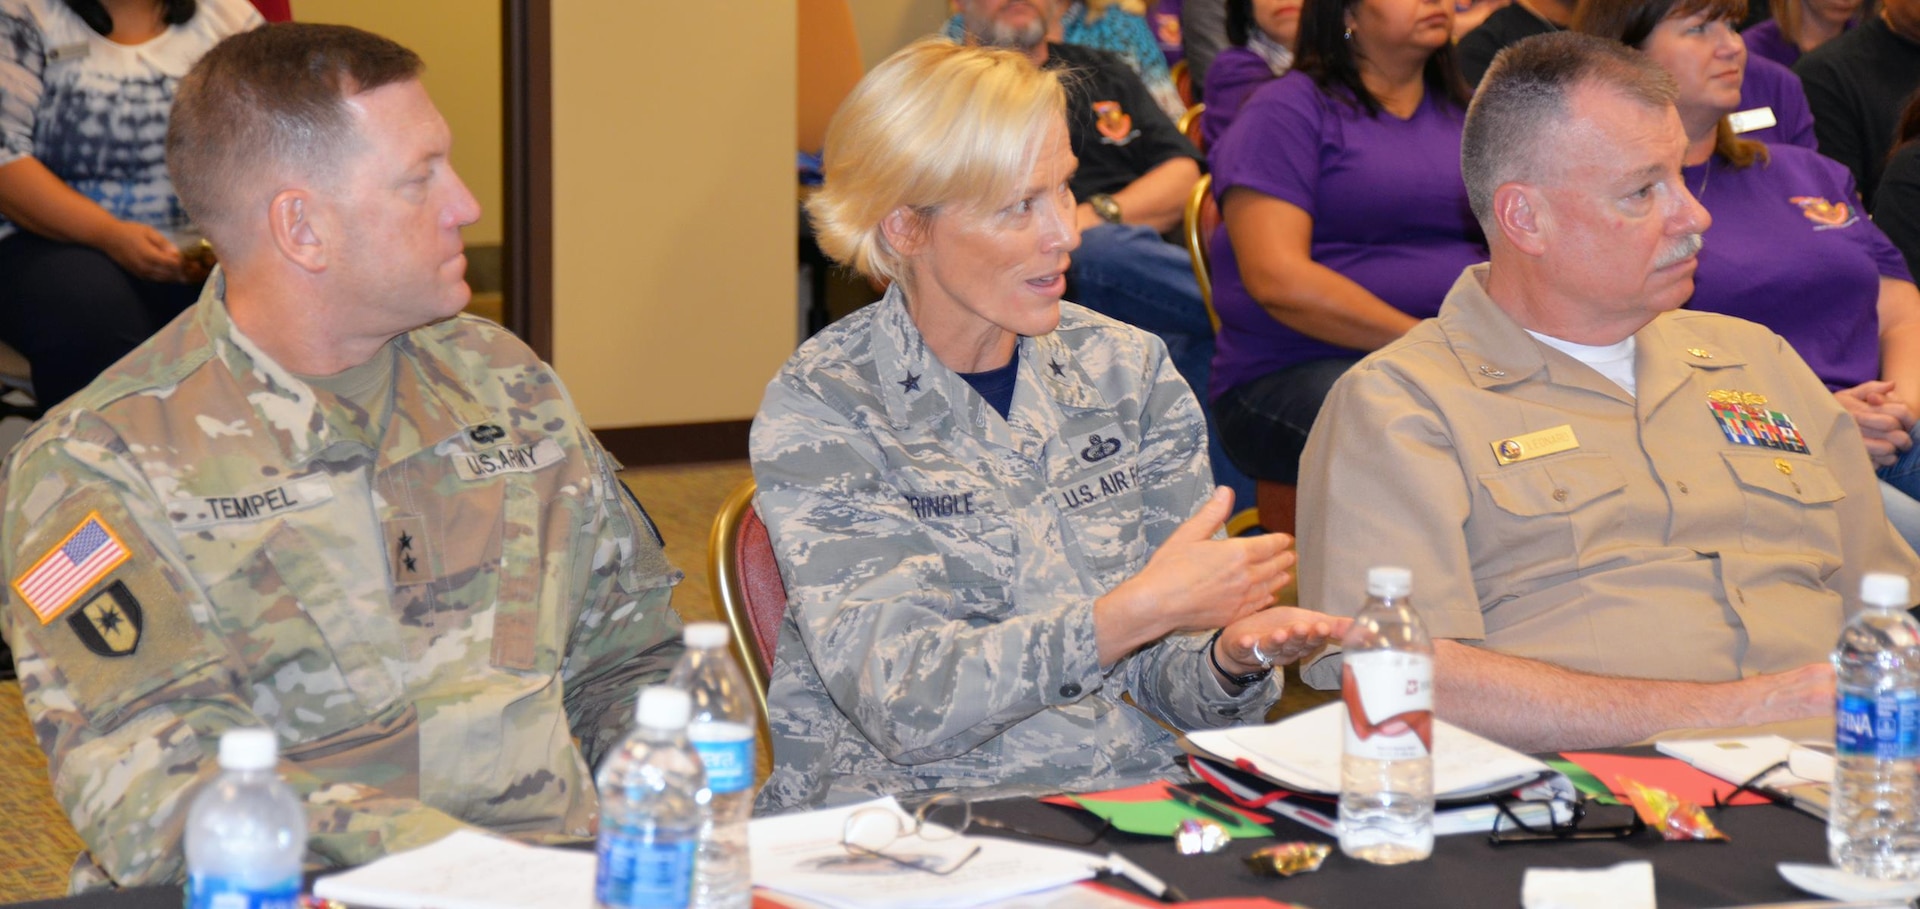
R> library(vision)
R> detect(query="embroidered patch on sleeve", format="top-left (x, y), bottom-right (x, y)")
top-left (13, 512), bottom-right (132, 625)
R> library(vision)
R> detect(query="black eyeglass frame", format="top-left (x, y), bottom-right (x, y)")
top-left (1486, 795), bottom-right (1648, 845)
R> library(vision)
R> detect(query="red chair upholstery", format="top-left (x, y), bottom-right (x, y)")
top-left (708, 480), bottom-right (786, 720)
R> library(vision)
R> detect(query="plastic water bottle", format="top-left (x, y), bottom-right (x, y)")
top-left (1338, 566), bottom-right (1435, 864)
top-left (667, 623), bottom-right (756, 909)
top-left (184, 728), bottom-right (306, 909)
top-left (596, 686), bottom-right (709, 909)
top-left (1831, 572), bottom-right (1920, 879)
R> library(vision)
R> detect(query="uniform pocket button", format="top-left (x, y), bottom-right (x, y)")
top-left (1059, 683), bottom-right (1082, 698)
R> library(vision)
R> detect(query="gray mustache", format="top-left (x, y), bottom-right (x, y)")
top-left (1654, 233), bottom-right (1704, 269)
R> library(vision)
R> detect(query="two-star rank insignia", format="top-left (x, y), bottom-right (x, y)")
top-left (397, 530), bottom-right (417, 574)
top-left (899, 372), bottom-right (921, 393)
top-left (68, 581), bottom-right (142, 657)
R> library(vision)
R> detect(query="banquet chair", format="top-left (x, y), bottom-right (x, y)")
top-left (707, 479), bottom-right (786, 776)
top-left (1182, 174), bottom-right (1296, 537)
top-left (1176, 102), bottom-right (1206, 154)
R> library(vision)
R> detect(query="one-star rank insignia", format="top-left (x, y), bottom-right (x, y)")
top-left (67, 581), bottom-right (142, 657)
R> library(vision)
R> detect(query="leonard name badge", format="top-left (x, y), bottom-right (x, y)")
top-left (1490, 425), bottom-right (1580, 466)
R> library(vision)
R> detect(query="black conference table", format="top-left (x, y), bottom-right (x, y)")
top-left (6, 765), bottom-right (1844, 909)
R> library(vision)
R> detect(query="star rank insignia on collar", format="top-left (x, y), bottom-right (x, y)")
top-left (1049, 359), bottom-right (1066, 377)
top-left (68, 581), bottom-right (142, 657)
top-left (899, 372), bottom-right (921, 393)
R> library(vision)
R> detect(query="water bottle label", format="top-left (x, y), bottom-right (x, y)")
top-left (691, 735), bottom-right (754, 795)
top-left (1837, 689), bottom-right (1920, 759)
top-left (186, 873), bottom-right (300, 909)
top-left (595, 830), bottom-right (695, 909)
top-left (1341, 651), bottom-right (1434, 761)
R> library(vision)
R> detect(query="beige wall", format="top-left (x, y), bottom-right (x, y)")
top-left (548, 2), bottom-right (797, 428)
top-left (295, 0), bottom-right (505, 248)
top-left (850, 0), bottom-right (952, 70)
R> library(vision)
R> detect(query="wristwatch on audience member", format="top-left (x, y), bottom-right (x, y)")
top-left (1206, 628), bottom-right (1272, 687)
top-left (1087, 193), bottom-right (1123, 225)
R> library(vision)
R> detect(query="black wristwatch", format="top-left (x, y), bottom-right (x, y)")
top-left (1206, 628), bottom-right (1272, 687)
top-left (1087, 192), bottom-right (1123, 225)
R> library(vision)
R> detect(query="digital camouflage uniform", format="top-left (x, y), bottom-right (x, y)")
top-left (0, 274), bottom-right (684, 889)
top-left (751, 287), bottom-right (1278, 814)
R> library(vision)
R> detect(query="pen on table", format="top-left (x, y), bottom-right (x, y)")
top-left (1104, 852), bottom-right (1190, 903)
top-left (1167, 787), bottom-right (1245, 826)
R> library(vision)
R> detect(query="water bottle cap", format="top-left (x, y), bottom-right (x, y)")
top-left (635, 685), bottom-right (692, 730)
top-left (1861, 572), bottom-right (1912, 608)
top-left (683, 622), bottom-right (730, 649)
top-left (218, 728), bottom-right (278, 770)
top-left (1366, 566), bottom-right (1413, 597)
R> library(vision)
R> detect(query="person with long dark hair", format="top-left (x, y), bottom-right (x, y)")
top-left (0, 0), bottom-right (261, 407)
top-left (1877, 89), bottom-right (1920, 277)
top-left (1580, 0), bottom-right (1920, 542)
top-left (1199, 0), bottom-right (1299, 147)
top-left (1205, 0), bottom-right (1484, 487)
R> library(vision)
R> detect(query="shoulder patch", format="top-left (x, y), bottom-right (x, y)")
top-left (13, 513), bottom-right (131, 625)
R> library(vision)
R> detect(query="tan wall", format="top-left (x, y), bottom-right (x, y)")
top-left (850, 0), bottom-right (952, 70)
top-left (548, 2), bottom-right (798, 428)
top-left (295, 0), bottom-right (505, 248)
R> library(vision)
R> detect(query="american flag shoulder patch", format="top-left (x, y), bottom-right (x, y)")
top-left (13, 512), bottom-right (132, 625)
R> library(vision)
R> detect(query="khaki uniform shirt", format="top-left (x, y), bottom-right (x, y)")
top-left (1300, 265), bottom-right (1920, 687)
top-left (1, 277), bottom-right (684, 887)
top-left (751, 289), bottom-right (1276, 813)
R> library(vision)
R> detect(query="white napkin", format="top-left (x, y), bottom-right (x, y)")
top-left (1522, 861), bottom-right (1656, 909)
top-left (1779, 862), bottom-right (1920, 902)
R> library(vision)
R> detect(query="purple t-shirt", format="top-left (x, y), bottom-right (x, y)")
top-left (1739, 56), bottom-right (1816, 149)
top-left (1206, 71), bottom-right (1485, 401)
top-left (1684, 144), bottom-right (1912, 389)
top-left (1743, 18), bottom-right (1800, 67)
top-left (1200, 46), bottom-right (1280, 149)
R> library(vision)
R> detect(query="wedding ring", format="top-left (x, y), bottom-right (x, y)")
top-left (1250, 641), bottom-right (1273, 668)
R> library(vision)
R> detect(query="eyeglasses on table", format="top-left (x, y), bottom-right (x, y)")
top-left (839, 792), bottom-right (1116, 875)
top-left (1487, 794), bottom-right (1648, 845)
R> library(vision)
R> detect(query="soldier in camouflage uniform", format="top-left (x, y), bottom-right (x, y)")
top-left (0, 26), bottom-right (682, 889)
top-left (753, 40), bottom-right (1343, 814)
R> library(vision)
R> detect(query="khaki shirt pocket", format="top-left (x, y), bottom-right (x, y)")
top-left (1474, 452), bottom-right (1629, 575)
top-left (1721, 450), bottom-right (1844, 557)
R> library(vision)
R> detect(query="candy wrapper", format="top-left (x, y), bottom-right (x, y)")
top-left (1616, 776), bottom-right (1726, 841)
top-left (1175, 817), bottom-right (1231, 854)
top-left (1244, 842), bottom-right (1332, 877)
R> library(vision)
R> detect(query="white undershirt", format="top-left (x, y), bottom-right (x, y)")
top-left (1526, 330), bottom-right (1638, 397)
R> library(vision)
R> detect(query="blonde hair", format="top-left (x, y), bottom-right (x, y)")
top-left (806, 39), bottom-right (1066, 286)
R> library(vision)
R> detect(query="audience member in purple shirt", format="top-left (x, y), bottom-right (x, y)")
top-left (1579, 0), bottom-right (1920, 532)
top-left (1206, 0), bottom-right (1482, 485)
top-left (1200, 0), bottom-right (1299, 148)
top-left (1738, 55), bottom-right (1816, 147)
top-left (1742, 0), bottom-right (1861, 66)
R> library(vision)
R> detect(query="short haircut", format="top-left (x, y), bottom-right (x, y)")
top-left (167, 23), bottom-right (423, 235)
top-left (1461, 32), bottom-right (1677, 229)
top-left (806, 39), bottom-right (1066, 286)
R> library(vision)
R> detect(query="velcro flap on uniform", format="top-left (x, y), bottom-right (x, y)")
top-left (452, 438), bottom-right (565, 482)
top-left (166, 476), bottom-right (334, 531)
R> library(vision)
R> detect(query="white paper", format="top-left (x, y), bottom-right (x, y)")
top-left (1779, 862), bottom-right (1920, 902)
top-left (1522, 861), bottom-right (1656, 909)
top-left (1189, 702), bottom-right (1554, 798)
top-left (749, 797), bottom-right (1097, 909)
top-left (313, 829), bottom-right (595, 909)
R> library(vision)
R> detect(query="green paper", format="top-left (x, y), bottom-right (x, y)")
top-left (1547, 757), bottom-right (1622, 805)
top-left (1067, 793), bottom-right (1273, 839)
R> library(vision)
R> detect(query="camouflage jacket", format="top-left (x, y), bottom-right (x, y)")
top-left (0, 275), bottom-right (683, 888)
top-left (751, 288), bottom-right (1277, 814)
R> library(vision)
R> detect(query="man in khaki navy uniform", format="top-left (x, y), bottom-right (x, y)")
top-left (1297, 33), bottom-right (1920, 752)
top-left (0, 25), bottom-right (682, 890)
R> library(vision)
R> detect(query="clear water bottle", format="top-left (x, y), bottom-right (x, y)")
top-left (666, 623), bottom-right (755, 909)
top-left (596, 686), bottom-right (709, 909)
top-left (1830, 572), bottom-right (1920, 879)
top-left (1337, 566), bottom-right (1435, 864)
top-left (184, 728), bottom-right (306, 909)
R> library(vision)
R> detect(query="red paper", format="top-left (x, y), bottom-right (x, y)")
top-left (1559, 751), bottom-right (1768, 807)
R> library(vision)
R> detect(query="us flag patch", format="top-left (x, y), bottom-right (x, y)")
top-left (13, 513), bottom-right (131, 625)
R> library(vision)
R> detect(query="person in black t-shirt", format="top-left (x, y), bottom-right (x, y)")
top-left (960, 0), bottom-right (1257, 511)
top-left (1455, 0), bottom-right (1573, 86)
top-left (1795, 0), bottom-right (1920, 205)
